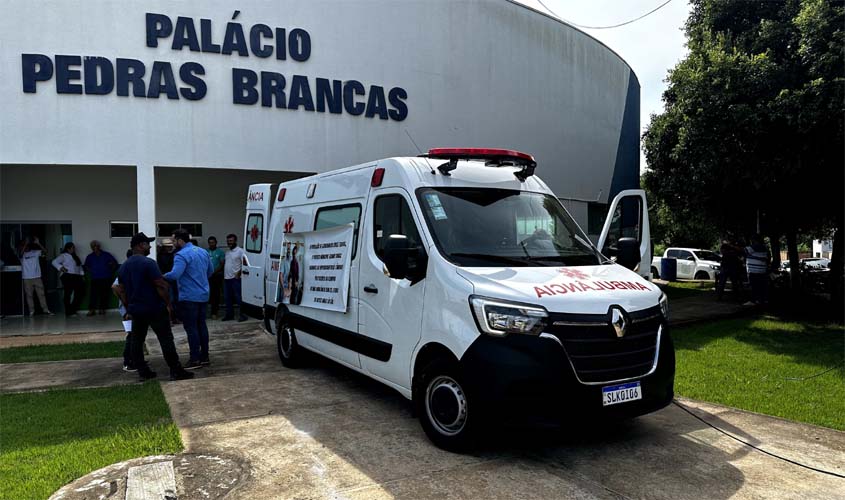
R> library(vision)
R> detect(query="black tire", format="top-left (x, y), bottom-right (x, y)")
top-left (276, 316), bottom-right (304, 368)
top-left (651, 267), bottom-right (660, 280)
top-left (415, 358), bottom-right (478, 452)
top-left (695, 271), bottom-right (710, 281)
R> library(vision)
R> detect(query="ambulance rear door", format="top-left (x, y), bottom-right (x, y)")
top-left (242, 183), bottom-right (276, 308)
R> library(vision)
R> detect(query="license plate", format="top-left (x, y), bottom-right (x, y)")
top-left (602, 381), bottom-right (642, 406)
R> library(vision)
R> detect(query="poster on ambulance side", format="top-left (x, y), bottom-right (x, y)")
top-left (275, 224), bottom-right (353, 312)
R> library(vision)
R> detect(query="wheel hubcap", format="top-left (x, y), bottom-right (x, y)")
top-left (425, 375), bottom-right (468, 436)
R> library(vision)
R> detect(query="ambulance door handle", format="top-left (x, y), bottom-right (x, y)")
top-left (242, 270), bottom-right (250, 276)
top-left (364, 284), bottom-right (378, 294)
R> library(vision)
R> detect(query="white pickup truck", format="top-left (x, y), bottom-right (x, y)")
top-left (651, 248), bottom-right (721, 281)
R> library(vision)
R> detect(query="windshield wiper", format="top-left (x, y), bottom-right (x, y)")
top-left (450, 253), bottom-right (544, 266)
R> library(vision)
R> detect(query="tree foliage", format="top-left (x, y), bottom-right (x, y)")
top-left (644, 0), bottom-right (843, 234)
top-left (642, 0), bottom-right (844, 294)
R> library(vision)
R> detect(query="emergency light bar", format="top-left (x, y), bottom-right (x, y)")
top-left (423, 147), bottom-right (537, 181)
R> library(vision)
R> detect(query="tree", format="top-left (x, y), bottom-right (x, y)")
top-left (643, 0), bottom-right (844, 298)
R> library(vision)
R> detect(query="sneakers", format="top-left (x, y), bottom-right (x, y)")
top-left (237, 315), bottom-right (248, 322)
top-left (123, 364), bottom-right (138, 372)
top-left (221, 316), bottom-right (234, 322)
top-left (200, 358), bottom-right (211, 367)
top-left (170, 369), bottom-right (196, 381)
top-left (184, 359), bottom-right (203, 370)
top-left (138, 370), bottom-right (158, 381)
top-left (87, 310), bottom-right (96, 317)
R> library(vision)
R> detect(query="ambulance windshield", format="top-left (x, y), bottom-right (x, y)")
top-left (417, 188), bottom-right (604, 267)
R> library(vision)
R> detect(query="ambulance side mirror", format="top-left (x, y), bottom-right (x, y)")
top-left (617, 237), bottom-right (640, 271)
top-left (384, 235), bottom-right (427, 284)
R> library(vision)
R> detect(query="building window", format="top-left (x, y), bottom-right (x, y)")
top-left (110, 221), bottom-right (138, 238)
top-left (109, 222), bottom-right (202, 238)
top-left (314, 204), bottom-right (361, 258)
top-left (157, 222), bottom-right (203, 238)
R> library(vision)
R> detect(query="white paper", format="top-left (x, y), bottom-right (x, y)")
top-left (122, 320), bottom-right (132, 332)
top-left (275, 224), bottom-right (354, 313)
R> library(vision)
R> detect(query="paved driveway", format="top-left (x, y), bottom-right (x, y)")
top-left (154, 328), bottom-right (845, 500)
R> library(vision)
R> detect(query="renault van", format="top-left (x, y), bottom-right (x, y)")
top-left (240, 148), bottom-right (673, 450)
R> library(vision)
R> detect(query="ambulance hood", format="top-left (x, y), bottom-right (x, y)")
top-left (457, 264), bottom-right (662, 315)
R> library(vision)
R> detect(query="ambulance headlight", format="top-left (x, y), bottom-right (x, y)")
top-left (469, 295), bottom-right (548, 337)
top-left (659, 292), bottom-right (669, 320)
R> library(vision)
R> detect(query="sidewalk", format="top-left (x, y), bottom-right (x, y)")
top-left (668, 292), bottom-right (751, 326)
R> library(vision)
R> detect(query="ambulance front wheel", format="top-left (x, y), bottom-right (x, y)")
top-left (416, 358), bottom-right (478, 452)
top-left (276, 317), bottom-right (304, 368)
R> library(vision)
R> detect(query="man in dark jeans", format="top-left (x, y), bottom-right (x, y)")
top-left (84, 240), bottom-right (118, 315)
top-left (115, 232), bottom-right (193, 382)
top-left (165, 229), bottom-right (214, 369)
top-left (207, 236), bottom-right (225, 320)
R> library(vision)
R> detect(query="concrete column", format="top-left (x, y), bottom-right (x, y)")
top-left (136, 164), bottom-right (157, 260)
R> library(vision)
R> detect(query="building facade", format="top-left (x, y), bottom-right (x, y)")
top-left (0, 0), bottom-right (639, 315)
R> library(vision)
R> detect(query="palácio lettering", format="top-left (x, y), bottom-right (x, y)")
top-left (19, 11), bottom-right (408, 121)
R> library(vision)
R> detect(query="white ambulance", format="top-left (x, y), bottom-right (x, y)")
top-left (241, 148), bottom-right (673, 450)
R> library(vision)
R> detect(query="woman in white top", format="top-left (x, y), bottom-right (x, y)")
top-left (52, 242), bottom-right (86, 316)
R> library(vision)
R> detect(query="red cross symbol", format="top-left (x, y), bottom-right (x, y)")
top-left (250, 224), bottom-right (260, 242)
top-left (558, 268), bottom-right (590, 280)
top-left (283, 216), bottom-right (294, 234)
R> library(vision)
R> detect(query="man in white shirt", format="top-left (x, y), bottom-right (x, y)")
top-left (21, 237), bottom-right (53, 316)
top-left (222, 233), bottom-right (247, 322)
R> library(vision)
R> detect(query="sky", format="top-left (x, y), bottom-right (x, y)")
top-left (516, 0), bottom-right (692, 172)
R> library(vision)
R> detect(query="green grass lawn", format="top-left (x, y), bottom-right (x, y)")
top-left (0, 341), bottom-right (126, 364)
top-left (0, 383), bottom-right (183, 500)
top-left (658, 280), bottom-right (714, 300)
top-left (673, 316), bottom-right (845, 430)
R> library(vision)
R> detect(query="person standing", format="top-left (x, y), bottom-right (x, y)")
top-left (84, 240), bottom-right (118, 316)
top-left (114, 232), bottom-right (193, 381)
top-left (206, 236), bottom-right (225, 320)
top-left (716, 238), bottom-right (743, 300)
top-left (52, 242), bottom-right (85, 316)
top-left (112, 250), bottom-right (136, 371)
top-left (744, 234), bottom-right (771, 306)
top-left (165, 229), bottom-right (214, 368)
top-left (156, 238), bottom-right (180, 324)
top-left (223, 233), bottom-right (247, 322)
top-left (21, 237), bottom-right (53, 316)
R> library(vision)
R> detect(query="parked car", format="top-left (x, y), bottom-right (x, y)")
top-left (651, 248), bottom-right (721, 281)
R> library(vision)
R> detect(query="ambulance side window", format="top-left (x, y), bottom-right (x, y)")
top-left (373, 195), bottom-right (423, 260)
top-left (245, 214), bottom-right (263, 253)
top-left (314, 204), bottom-right (362, 259)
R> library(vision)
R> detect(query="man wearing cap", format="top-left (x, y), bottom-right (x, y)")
top-left (115, 232), bottom-right (194, 382)
top-left (165, 229), bottom-right (214, 369)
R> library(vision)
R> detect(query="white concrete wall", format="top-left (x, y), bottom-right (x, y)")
top-left (1, 165), bottom-right (136, 258)
top-left (0, 0), bottom-right (639, 207)
top-left (0, 165), bottom-right (295, 259)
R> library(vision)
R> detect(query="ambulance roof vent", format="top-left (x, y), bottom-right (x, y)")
top-left (422, 148), bottom-right (537, 181)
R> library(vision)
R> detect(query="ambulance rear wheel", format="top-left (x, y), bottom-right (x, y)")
top-left (416, 359), bottom-right (478, 452)
top-left (276, 318), bottom-right (303, 368)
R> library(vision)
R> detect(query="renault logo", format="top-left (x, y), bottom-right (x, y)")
top-left (610, 307), bottom-right (629, 338)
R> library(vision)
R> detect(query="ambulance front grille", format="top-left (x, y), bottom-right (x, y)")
top-left (546, 306), bottom-right (663, 384)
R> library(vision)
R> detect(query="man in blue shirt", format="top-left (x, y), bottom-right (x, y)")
top-left (84, 240), bottom-right (118, 316)
top-left (115, 233), bottom-right (193, 382)
top-left (165, 229), bottom-right (214, 368)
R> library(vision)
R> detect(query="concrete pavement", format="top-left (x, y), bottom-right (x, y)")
top-left (12, 325), bottom-right (842, 499)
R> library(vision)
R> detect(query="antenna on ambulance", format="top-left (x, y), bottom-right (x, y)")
top-left (405, 129), bottom-right (436, 175)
